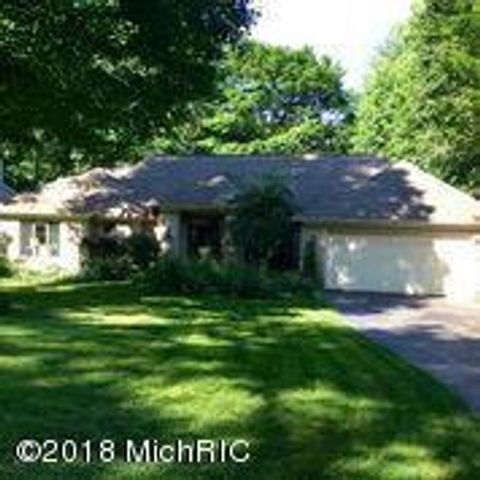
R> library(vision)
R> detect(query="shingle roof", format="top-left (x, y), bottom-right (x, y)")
top-left (1, 155), bottom-right (479, 226)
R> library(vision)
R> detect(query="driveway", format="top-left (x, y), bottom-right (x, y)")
top-left (327, 292), bottom-right (480, 412)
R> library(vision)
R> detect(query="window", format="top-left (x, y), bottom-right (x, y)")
top-left (35, 224), bottom-right (47, 245)
top-left (20, 221), bottom-right (61, 257)
top-left (185, 215), bottom-right (223, 259)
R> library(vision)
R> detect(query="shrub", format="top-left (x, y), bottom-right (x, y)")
top-left (0, 257), bottom-right (13, 278)
top-left (80, 256), bottom-right (134, 282)
top-left (136, 257), bottom-right (214, 295)
top-left (81, 234), bottom-right (127, 261)
top-left (268, 271), bottom-right (316, 297)
top-left (229, 175), bottom-right (297, 270)
top-left (0, 292), bottom-right (11, 315)
top-left (126, 231), bottom-right (159, 269)
top-left (137, 257), bottom-right (186, 294)
top-left (217, 262), bottom-right (266, 298)
top-left (302, 235), bottom-right (317, 280)
top-left (137, 257), bottom-right (316, 299)
top-left (80, 229), bottom-right (159, 281)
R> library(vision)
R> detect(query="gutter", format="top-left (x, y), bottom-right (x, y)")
top-left (1, 208), bottom-right (478, 235)
top-left (0, 211), bottom-right (136, 225)
top-left (0, 202), bottom-right (232, 221)
top-left (294, 216), bottom-right (480, 234)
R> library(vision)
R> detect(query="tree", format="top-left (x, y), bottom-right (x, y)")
top-left (354, 0), bottom-right (480, 191)
top-left (0, 0), bottom-right (255, 188)
top-left (149, 41), bottom-right (353, 155)
top-left (229, 175), bottom-right (297, 270)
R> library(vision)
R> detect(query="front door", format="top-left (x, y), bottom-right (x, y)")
top-left (185, 215), bottom-right (223, 259)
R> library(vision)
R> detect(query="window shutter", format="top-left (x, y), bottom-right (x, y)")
top-left (20, 222), bottom-right (33, 256)
top-left (49, 223), bottom-right (60, 256)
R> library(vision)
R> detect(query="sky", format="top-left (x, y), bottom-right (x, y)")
top-left (251, 0), bottom-right (413, 90)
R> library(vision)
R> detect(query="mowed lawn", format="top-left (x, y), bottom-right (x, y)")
top-left (0, 278), bottom-right (479, 480)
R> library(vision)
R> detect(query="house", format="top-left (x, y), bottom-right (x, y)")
top-left (0, 155), bottom-right (479, 301)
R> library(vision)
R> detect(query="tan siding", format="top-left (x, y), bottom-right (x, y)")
top-left (0, 219), bottom-right (84, 273)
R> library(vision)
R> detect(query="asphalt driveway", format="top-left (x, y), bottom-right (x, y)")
top-left (327, 292), bottom-right (480, 412)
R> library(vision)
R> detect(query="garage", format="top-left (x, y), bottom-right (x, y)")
top-left (313, 231), bottom-right (480, 302)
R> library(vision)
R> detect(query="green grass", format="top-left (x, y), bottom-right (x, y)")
top-left (0, 278), bottom-right (479, 479)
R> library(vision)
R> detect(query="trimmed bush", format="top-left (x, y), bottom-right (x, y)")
top-left (137, 257), bottom-right (316, 299)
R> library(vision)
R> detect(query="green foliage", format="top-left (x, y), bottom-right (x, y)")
top-left (265, 270), bottom-right (318, 298)
top-left (1, 1), bottom-right (255, 189)
top-left (229, 175), bottom-right (298, 269)
top-left (80, 256), bottom-right (134, 282)
top-left (126, 231), bottom-right (160, 269)
top-left (137, 257), bottom-right (315, 299)
top-left (138, 258), bottom-right (223, 296)
top-left (0, 292), bottom-right (10, 315)
top-left (81, 234), bottom-right (127, 262)
top-left (80, 229), bottom-right (159, 280)
top-left (354, 0), bottom-right (480, 191)
top-left (302, 236), bottom-right (318, 281)
top-left (148, 41), bottom-right (354, 156)
top-left (0, 278), bottom-right (479, 479)
top-left (0, 257), bottom-right (13, 278)
top-left (0, 232), bottom-right (12, 257)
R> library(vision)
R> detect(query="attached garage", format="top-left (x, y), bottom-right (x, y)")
top-left (302, 225), bottom-right (480, 302)
top-left (297, 160), bottom-right (480, 303)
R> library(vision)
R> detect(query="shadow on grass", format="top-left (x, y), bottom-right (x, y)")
top-left (0, 281), bottom-right (479, 479)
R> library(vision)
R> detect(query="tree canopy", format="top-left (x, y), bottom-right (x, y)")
top-left (1, 0), bottom-right (255, 188)
top-left (150, 41), bottom-right (353, 155)
top-left (354, 0), bottom-right (480, 191)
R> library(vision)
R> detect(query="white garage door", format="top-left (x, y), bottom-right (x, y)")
top-left (320, 233), bottom-right (479, 301)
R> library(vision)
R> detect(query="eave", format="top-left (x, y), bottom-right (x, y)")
top-left (295, 216), bottom-right (480, 234)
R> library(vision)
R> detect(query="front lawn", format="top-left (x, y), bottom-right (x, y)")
top-left (0, 279), bottom-right (479, 479)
